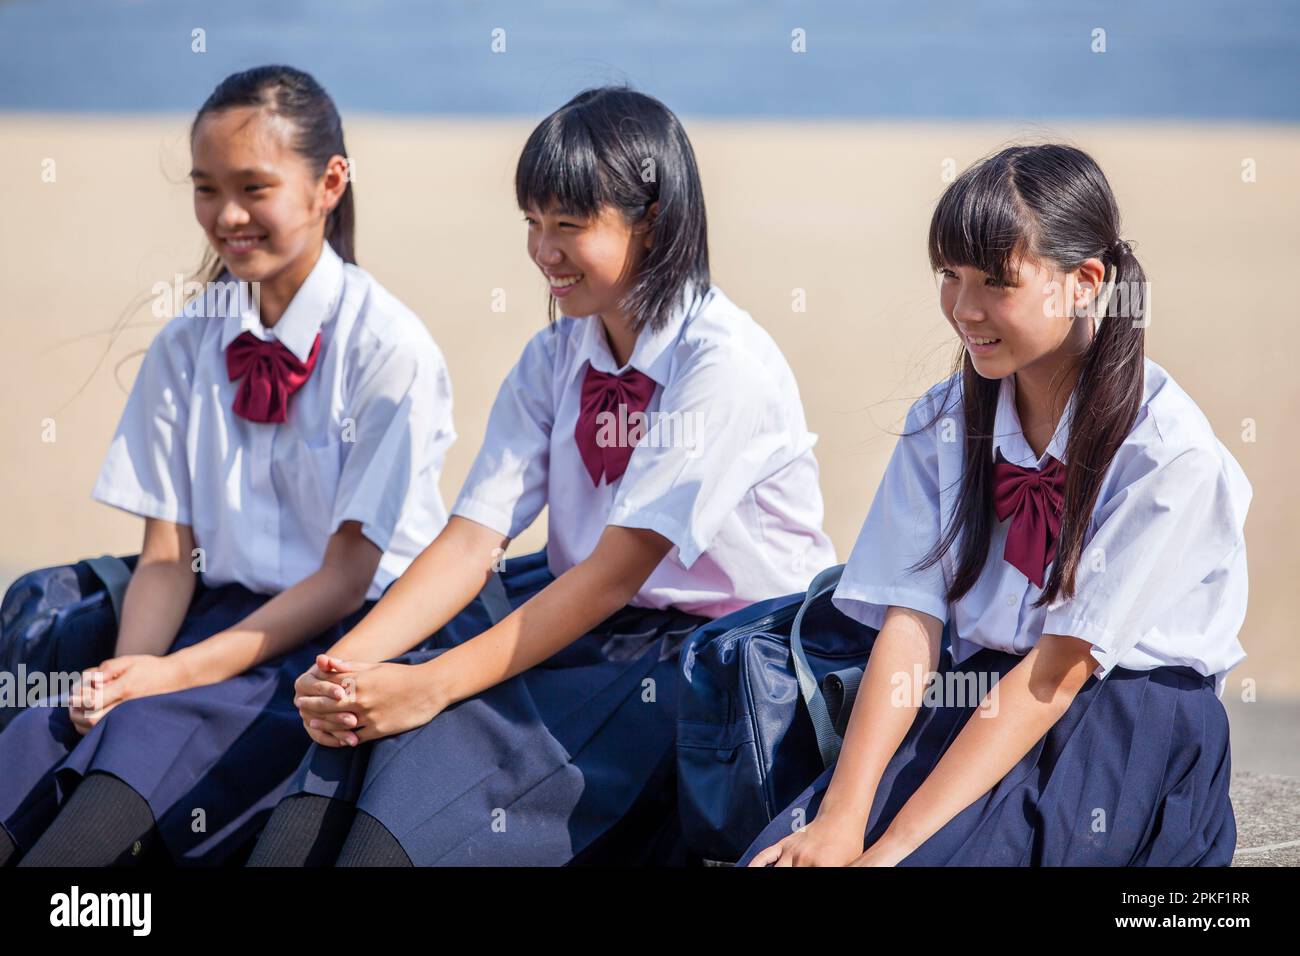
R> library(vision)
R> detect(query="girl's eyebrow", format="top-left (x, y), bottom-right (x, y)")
top-left (189, 167), bottom-right (277, 179)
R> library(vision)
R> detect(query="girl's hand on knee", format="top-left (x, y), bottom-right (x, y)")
top-left (305, 709), bottom-right (360, 746)
top-left (746, 813), bottom-right (866, 867)
top-left (67, 666), bottom-right (132, 735)
top-left (68, 668), bottom-right (104, 734)
top-left (69, 700), bottom-right (107, 735)
top-left (321, 660), bottom-right (445, 745)
top-left (303, 719), bottom-right (349, 748)
top-left (295, 657), bottom-right (365, 746)
top-left (848, 833), bottom-right (912, 867)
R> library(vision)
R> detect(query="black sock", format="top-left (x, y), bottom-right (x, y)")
top-left (246, 793), bottom-right (358, 867)
top-left (335, 810), bottom-right (412, 867)
top-left (0, 826), bottom-right (17, 867)
top-left (19, 772), bottom-right (158, 867)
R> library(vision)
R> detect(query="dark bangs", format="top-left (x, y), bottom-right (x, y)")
top-left (515, 100), bottom-right (612, 221)
top-left (927, 150), bottom-right (1035, 285)
top-left (515, 86), bottom-right (710, 333)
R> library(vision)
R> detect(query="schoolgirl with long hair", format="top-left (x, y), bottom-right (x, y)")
top-left (746, 144), bottom-right (1249, 867)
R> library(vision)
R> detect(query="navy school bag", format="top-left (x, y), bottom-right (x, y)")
top-left (0, 554), bottom-right (136, 730)
top-left (676, 564), bottom-right (949, 864)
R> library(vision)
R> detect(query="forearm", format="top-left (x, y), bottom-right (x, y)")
top-left (170, 562), bottom-right (370, 688)
top-left (422, 552), bottom-right (640, 708)
top-left (880, 654), bottom-right (1077, 853)
top-left (326, 517), bottom-right (504, 662)
top-left (817, 610), bottom-right (941, 827)
top-left (113, 559), bottom-right (196, 657)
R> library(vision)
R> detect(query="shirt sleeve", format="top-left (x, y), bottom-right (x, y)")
top-left (450, 330), bottom-right (556, 538)
top-left (91, 318), bottom-right (196, 524)
top-left (604, 348), bottom-right (790, 569)
top-left (832, 395), bottom-right (950, 629)
top-left (1041, 444), bottom-right (1248, 682)
top-left (330, 337), bottom-right (456, 553)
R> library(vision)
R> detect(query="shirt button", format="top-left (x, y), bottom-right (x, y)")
top-left (1006, 594), bottom-right (1017, 606)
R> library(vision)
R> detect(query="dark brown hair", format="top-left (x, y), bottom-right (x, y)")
top-left (915, 144), bottom-right (1147, 607)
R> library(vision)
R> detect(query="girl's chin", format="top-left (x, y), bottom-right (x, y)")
top-left (556, 295), bottom-right (594, 318)
top-left (220, 263), bottom-right (257, 282)
top-left (967, 352), bottom-right (1013, 379)
top-left (220, 256), bottom-right (278, 283)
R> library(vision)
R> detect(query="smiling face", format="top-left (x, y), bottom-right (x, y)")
top-left (937, 253), bottom-right (1100, 381)
top-left (523, 203), bottom-right (651, 321)
top-left (190, 106), bottom-right (345, 288)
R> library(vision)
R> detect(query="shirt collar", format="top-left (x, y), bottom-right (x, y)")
top-left (219, 242), bottom-right (344, 362)
top-left (569, 283), bottom-right (710, 388)
top-left (991, 372), bottom-right (1077, 468)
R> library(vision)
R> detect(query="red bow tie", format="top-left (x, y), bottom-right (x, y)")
top-left (575, 363), bottom-right (659, 486)
top-left (992, 452), bottom-right (1066, 587)
top-left (225, 331), bottom-right (322, 424)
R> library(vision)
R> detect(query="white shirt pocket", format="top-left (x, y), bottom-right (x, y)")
top-left (300, 437), bottom-right (341, 517)
top-left (272, 434), bottom-right (342, 539)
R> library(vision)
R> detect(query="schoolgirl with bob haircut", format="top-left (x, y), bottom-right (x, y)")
top-left (249, 86), bottom-right (836, 866)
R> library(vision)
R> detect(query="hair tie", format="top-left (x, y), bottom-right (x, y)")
top-left (1107, 238), bottom-right (1131, 261)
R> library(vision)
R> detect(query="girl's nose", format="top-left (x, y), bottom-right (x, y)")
top-left (533, 228), bottom-right (565, 265)
top-left (952, 291), bottom-right (983, 325)
top-left (217, 201), bottom-right (250, 230)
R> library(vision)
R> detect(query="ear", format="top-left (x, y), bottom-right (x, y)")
top-left (641, 201), bottom-right (660, 251)
top-left (320, 154), bottom-right (351, 216)
top-left (1072, 257), bottom-right (1106, 315)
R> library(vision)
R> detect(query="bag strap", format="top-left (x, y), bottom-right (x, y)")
top-left (822, 666), bottom-right (864, 738)
top-left (84, 555), bottom-right (132, 623)
top-left (789, 563), bottom-right (846, 769)
top-left (477, 569), bottom-right (513, 626)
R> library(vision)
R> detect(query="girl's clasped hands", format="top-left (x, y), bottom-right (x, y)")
top-left (293, 654), bottom-right (447, 747)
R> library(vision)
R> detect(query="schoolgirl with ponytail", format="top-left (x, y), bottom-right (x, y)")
top-left (0, 66), bottom-right (456, 866)
top-left (745, 144), bottom-right (1251, 867)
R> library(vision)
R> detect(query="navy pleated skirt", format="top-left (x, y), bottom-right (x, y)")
top-left (738, 646), bottom-right (1236, 867)
top-left (283, 603), bottom-right (710, 866)
top-left (0, 578), bottom-right (374, 865)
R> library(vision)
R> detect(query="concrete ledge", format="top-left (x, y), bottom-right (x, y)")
top-left (1231, 772), bottom-right (1300, 866)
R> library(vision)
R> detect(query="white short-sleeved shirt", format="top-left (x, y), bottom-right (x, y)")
top-left (451, 284), bottom-right (837, 618)
top-left (833, 357), bottom-right (1251, 698)
top-left (93, 242), bottom-right (456, 600)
